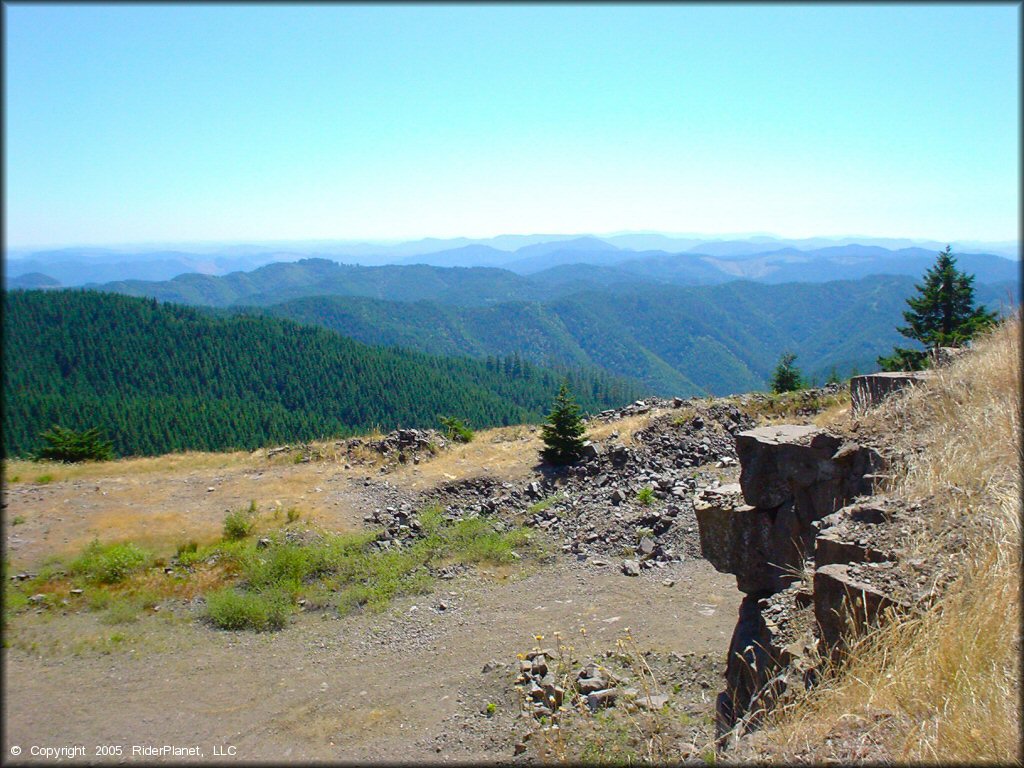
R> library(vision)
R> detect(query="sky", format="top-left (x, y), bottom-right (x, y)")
top-left (4, 3), bottom-right (1020, 248)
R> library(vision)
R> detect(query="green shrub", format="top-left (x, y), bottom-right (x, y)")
top-left (35, 474), bottom-right (53, 484)
top-left (70, 540), bottom-right (151, 584)
top-left (175, 540), bottom-right (199, 559)
top-left (286, 507), bottom-right (300, 524)
top-left (205, 587), bottom-right (290, 631)
top-left (439, 416), bottom-right (474, 443)
top-left (636, 487), bottom-right (655, 505)
top-left (223, 505), bottom-right (256, 540)
top-left (35, 425), bottom-right (114, 463)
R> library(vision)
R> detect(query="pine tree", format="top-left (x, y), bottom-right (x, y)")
top-left (540, 382), bottom-right (588, 465)
top-left (878, 246), bottom-right (997, 371)
top-left (770, 352), bottom-right (804, 394)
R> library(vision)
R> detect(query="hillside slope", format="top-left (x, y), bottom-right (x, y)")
top-left (2, 290), bottom-right (641, 457)
top-left (256, 276), bottom-right (1017, 396)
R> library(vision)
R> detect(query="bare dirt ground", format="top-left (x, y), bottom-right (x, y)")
top-left (3, 560), bottom-right (736, 763)
top-left (3, 412), bottom-right (742, 763)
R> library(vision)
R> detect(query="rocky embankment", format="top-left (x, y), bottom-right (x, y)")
top-left (360, 397), bottom-right (759, 575)
top-left (694, 421), bottom-right (951, 748)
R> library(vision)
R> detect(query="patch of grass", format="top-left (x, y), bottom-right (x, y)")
top-left (35, 473), bottom-right (54, 484)
top-left (527, 494), bottom-right (563, 515)
top-left (175, 540), bottom-right (199, 559)
top-left (70, 540), bottom-right (151, 584)
top-left (205, 587), bottom-right (290, 631)
top-left (11, 516), bottom-right (26, 526)
top-left (200, 504), bottom-right (538, 630)
top-left (671, 407), bottom-right (697, 426)
top-left (636, 487), bottom-right (655, 506)
top-left (286, 507), bottom-right (300, 524)
top-left (748, 389), bottom-right (849, 423)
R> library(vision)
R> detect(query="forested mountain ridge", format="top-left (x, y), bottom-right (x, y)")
top-left (96, 259), bottom-right (547, 308)
top-left (2, 290), bottom-right (642, 458)
top-left (250, 275), bottom-right (1019, 396)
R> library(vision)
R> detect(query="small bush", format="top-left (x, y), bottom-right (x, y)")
top-left (286, 507), bottom-right (300, 524)
top-left (205, 587), bottom-right (290, 631)
top-left (35, 474), bottom-right (54, 485)
top-left (175, 540), bottom-right (198, 559)
top-left (636, 487), bottom-right (655, 505)
top-left (70, 540), bottom-right (151, 584)
top-left (35, 425), bottom-right (114, 463)
top-left (223, 505), bottom-right (256, 540)
top-left (11, 516), bottom-right (25, 526)
top-left (439, 416), bottom-right (474, 443)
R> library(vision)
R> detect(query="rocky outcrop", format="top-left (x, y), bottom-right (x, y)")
top-left (697, 427), bottom-right (879, 597)
top-left (850, 372), bottom-right (932, 413)
top-left (696, 425), bottom-right (886, 741)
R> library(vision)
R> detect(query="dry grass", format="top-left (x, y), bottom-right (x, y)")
top-left (760, 314), bottom-right (1021, 763)
top-left (386, 424), bottom-right (544, 491)
top-left (586, 409), bottom-right (669, 446)
top-left (3, 450), bottom-right (256, 485)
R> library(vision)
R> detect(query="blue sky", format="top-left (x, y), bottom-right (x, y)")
top-left (4, 3), bottom-right (1019, 247)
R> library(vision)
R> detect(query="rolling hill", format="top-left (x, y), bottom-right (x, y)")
top-left (2, 290), bottom-right (642, 457)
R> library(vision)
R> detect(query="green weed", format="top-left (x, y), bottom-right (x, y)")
top-left (205, 587), bottom-right (290, 631)
top-left (70, 540), bottom-right (151, 584)
top-left (223, 502), bottom-right (257, 540)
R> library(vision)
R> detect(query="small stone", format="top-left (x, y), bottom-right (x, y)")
top-left (586, 688), bottom-right (619, 710)
top-left (635, 693), bottom-right (670, 711)
top-left (662, 578), bottom-right (675, 587)
top-left (577, 676), bottom-right (607, 694)
top-left (622, 559), bottom-right (641, 577)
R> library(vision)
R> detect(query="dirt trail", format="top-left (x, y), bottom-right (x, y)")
top-left (4, 412), bottom-right (742, 762)
top-left (3, 559), bottom-right (737, 763)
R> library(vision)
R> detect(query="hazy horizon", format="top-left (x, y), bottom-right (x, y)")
top-left (6, 230), bottom-right (1021, 256)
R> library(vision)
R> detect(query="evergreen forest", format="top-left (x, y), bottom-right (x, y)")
top-left (3, 290), bottom-right (641, 458)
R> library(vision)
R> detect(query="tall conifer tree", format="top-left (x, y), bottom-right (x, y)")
top-left (878, 246), bottom-right (997, 371)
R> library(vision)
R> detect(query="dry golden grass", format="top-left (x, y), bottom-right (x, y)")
top-left (761, 314), bottom-right (1021, 764)
top-left (586, 409), bottom-right (669, 445)
top-left (3, 450), bottom-right (257, 485)
top-left (387, 424), bottom-right (543, 491)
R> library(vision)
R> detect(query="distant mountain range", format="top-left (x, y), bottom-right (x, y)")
top-left (5, 234), bottom-right (1017, 402)
top-left (6, 234), bottom-right (1018, 288)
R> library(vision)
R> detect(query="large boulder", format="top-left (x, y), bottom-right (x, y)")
top-left (737, 426), bottom-right (879, 526)
top-left (850, 371), bottom-right (933, 413)
top-left (695, 484), bottom-right (802, 594)
top-left (814, 563), bottom-right (915, 660)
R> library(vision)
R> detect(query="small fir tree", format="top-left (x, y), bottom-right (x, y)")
top-left (878, 246), bottom-right (998, 371)
top-left (540, 382), bottom-right (588, 465)
top-left (770, 353), bottom-right (804, 394)
top-left (36, 425), bottom-right (114, 463)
